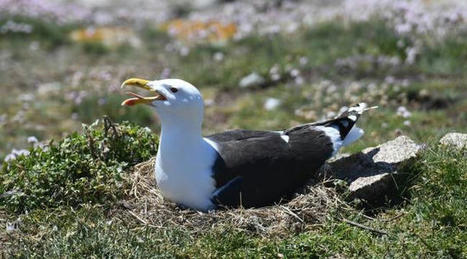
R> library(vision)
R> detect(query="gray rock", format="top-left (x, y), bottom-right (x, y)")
top-left (264, 97), bottom-right (281, 111)
top-left (324, 136), bottom-right (422, 205)
top-left (239, 72), bottom-right (265, 88)
top-left (440, 132), bottom-right (467, 150)
top-left (361, 136), bottom-right (421, 164)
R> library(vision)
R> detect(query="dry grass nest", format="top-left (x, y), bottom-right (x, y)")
top-left (116, 158), bottom-right (353, 237)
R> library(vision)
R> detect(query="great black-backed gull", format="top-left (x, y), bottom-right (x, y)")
top-left (121, 78), bottom-right (375, 211)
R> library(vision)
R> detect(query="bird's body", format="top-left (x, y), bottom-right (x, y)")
top-left (121, 78), bottom-right (374, 211)
top-left (208, 127), bottom-right (335, 209)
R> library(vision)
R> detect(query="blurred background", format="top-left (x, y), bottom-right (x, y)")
top-left (1, 0), bottom-right (466, 160)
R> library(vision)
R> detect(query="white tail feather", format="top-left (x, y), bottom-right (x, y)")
top-left (317, 103), bottom-right (375, 156)
top-left (347, 103), bottom-right (378, 115)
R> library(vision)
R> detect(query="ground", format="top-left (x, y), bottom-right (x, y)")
top-left (0, 0), bottom-right (466, 257)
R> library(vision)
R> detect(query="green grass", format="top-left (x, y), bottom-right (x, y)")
top-left (419, 34), bottom-right (467, 75)
top-left (2, 142), bottom-right (465, 257)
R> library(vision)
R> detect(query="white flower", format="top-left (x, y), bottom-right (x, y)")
top-left (27, 136), bottom-right (38, 144)
top-left (4, 148), bottom-right (30, 162)
top-left (0, 20), bottom-right (33, 34)
top-left (405, 47), bottom-right (418, 64)
top-left (290, 69), bottom-right (300, 78)
top-left (4, 153), bottom-right (16, 162)
top-left (397, 106), bottom-right (412, 118)
top-left (213, 52), bottom-right (224, 62)
top-left (395, 23), bottom-right (412, 34)
top-left (294, 76), bottom-right (304, 85)
top-left (13, 149), bottom-right (30, 156)
top-left (179, 46), bottom-right (190, 56)
top-left (271, 73), bottom-right (281, 81)
top-left (269, 65), bottom-right (280, 75)
top-left (6, 222), bottom-right (18, 232)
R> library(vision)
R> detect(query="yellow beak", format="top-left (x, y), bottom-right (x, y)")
top-left (120, 78), bottom-right (166, 106)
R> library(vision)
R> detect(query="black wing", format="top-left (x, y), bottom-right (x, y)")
top-left (207, 129), bottom-right (280, 142)
top-left (207, 127), bottom-right (334, 208)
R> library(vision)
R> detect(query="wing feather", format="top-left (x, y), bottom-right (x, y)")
top-left (207, 127), bottom-right (334, 208)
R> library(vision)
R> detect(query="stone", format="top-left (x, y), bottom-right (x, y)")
top-left (361, 135), bottom-right (421, 164)
top-left (239, 72), bottom-right (265, 88)
top-left (440, 132), bottom-right (467, 150)
top-left (324, 136), bottom-right (422, 205)
top-left (264, 98), bottom-right (281, 111)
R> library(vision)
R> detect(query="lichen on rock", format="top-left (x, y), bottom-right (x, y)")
top-left (440, 132), bottom-right (467, 150)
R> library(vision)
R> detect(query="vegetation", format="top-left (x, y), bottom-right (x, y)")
top-left (1, 118), bottom-right (158, 213)
top-left (1, 141), bottom-right (465, 257)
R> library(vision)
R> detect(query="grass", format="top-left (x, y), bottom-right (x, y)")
top-left (0, 13), bottom-right (466, 257)
top-left (2, 141), bottom-right (465, 257)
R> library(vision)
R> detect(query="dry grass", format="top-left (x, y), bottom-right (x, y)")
top-left (116, 158), bottom-right (349, 238)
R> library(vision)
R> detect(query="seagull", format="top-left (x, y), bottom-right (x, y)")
top-left (121, 78), bottom-right (376, 211)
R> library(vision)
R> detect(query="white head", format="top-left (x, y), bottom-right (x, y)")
top-left (121, 78), bottom-right (205, 129)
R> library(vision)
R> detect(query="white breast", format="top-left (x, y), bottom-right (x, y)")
top-left (154, 138), bottom-right (218, 211)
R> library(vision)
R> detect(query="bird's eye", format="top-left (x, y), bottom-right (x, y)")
top-left (169, 87), bottom-right (178, 93)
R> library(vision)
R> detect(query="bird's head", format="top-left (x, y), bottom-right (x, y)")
top-left (121, 78), bottom-right (204, 126)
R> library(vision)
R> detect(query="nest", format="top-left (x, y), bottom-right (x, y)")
top-left (117, 158), bottom-right (349, 237)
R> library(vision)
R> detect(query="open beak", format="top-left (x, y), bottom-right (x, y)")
top-left (120, 78), bottom-right (167, 106)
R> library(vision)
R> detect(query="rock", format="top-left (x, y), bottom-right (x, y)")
top-left (239, 72), bottom-right (265, 88)
top-left (440, 132), bottom-right (467, 150)
top-left (325, 136), bottom-right (422, 205)
top-left (264, 98), bottom-right (281, 111)
top-left (361, 136), bottom-right (421, 164)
